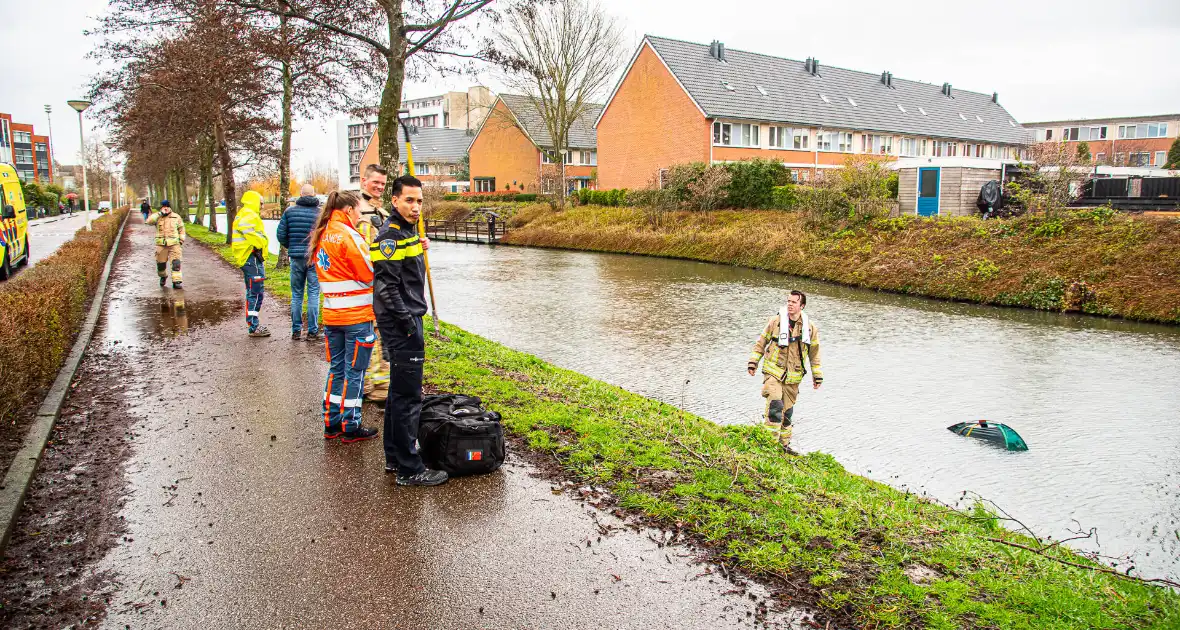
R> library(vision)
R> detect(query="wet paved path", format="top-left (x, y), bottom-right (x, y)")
top-left (51, 217), bottom-right (795, 629)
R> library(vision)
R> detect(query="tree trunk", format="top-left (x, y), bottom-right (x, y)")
top-left (196, 166), bottom-right (208, 225)
top-left (276, 16), bottom-right (293, 270)
top-left (214, 113), bottom-right (237, 245)
top-left (376, 11), bottom-right (406, 206)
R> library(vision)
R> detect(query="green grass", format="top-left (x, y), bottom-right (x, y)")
top-left (188, 228), bottom-right (1180, 628)
top-left (421, 322), bottom-right (1180, 629)
top-left (186, 221), bottom-right (292, 300)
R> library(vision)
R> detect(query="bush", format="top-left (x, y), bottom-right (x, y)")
top-left (442, 192), bottom-right (538, 203)
top-left (515, 193), bottom-right (538, 202)
top-left (0, 209), bottom-right (128, 424)
top-left (722, 158), bottom-right (789, 209)
top-left (577, 188), bottom-right (628, 207)
top-left (771, 185), bottom-right (797, 210)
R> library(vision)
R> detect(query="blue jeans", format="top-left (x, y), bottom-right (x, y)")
top-left (289, 257), bottom-right (320, 334)
top-left (324, 321), bottom-right (376, 432)
top-left (242, 253), bottom-right (265, 332)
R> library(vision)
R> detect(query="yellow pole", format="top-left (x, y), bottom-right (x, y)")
top-left (402, 137), bottom-right (441, 336)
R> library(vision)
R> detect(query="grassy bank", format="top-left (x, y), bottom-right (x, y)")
top-left (188, 231), bottom-right (1180, 628)
top-left (426, 321), bottom-right (1180, 628)
top-left (185, 222), bottom-right (292, 301)
top-left (503, 205), bottom-right (1180, 324)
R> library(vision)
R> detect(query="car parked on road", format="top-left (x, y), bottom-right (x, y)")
top-left (0, 164), bottom-right (30, 280)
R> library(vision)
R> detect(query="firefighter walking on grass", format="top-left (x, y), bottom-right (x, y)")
top-left (146, 200), bottom-right (185, 289)
top-left (748, 290), bottom-right (823, 449)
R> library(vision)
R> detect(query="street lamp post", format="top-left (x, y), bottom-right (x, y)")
top-left (67, 100), bottom-right (92, 230)
top-left (44, 105), bottom-right (58, 186)
top-left (113, 159), bottom-right (123, 209)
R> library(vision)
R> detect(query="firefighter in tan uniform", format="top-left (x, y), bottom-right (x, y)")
top-left (748, 290), bottom-right (823, 448)
top-left (146, 200), bottom-right (186, 289)
top-left (357, 164), bottom-right (391, 404)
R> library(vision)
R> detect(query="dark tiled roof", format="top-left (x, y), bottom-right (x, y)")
top-left (498, 94), bottom-right (602, 149)
top-left (642, 35), bottom-right (1032, 146)
top-left (401, 127), bottom-right (473, 163)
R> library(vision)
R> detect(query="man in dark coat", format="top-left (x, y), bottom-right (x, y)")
top-left (277, 184), bottom-right (322, 340)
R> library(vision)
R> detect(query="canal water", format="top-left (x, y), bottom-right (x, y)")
top-left (426, 241), bottom-right (1180, 579)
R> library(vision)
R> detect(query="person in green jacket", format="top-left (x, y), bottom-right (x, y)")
top-left (232, 190), bottom-right (270, 337)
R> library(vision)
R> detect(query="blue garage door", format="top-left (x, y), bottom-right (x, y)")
top-left (917, 167), bottom-right (940, 217)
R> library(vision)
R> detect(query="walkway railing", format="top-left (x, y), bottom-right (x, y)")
top-left (424, 217), bottom-right (507, 244)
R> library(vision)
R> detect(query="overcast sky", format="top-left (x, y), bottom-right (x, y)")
top-left (3, 0), bottom-right (1178, 175)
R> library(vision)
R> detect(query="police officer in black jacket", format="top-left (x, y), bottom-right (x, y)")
top-left (371, 175), bottom-right (449, 487)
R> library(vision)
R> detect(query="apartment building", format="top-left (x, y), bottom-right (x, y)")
top-left (355, 127), bottom-right (474, 193)
top-left (1024, 115), bottom-right (1178, 168)
top-left (595, 36), bottom-right (1032, 189)
top-left (0, 112), bottom-right (54, 184)
top-left (468, 94), bottom-right (602, 194)
top-left (335, 87), bottom-right (495, 189)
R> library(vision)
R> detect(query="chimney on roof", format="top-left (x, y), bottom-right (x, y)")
top-left (708, 40), bottom-right (726, 61)
top-left (805, 57), bottom-right (819, 76)
top-left (992, 92), bottom-right (999, 104)
top-left (942, 82), bottom-right (953, 97)
top-left (881, 71), bottom-right (893, 88)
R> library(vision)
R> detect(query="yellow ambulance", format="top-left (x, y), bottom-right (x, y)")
top-left (0, 163), bottom-right (30, 280)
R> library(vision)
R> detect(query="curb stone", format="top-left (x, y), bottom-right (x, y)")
top-left (0, 211), bottom-right (130, 555)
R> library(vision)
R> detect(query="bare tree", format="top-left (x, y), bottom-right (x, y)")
top-left (493, 0), bottom-right (624, 207)
top-left (1009, 142), bottom-right (1091, 215)
top-left (224, 0), bottom-right (495, 202)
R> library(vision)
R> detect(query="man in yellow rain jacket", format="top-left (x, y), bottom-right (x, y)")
top-left (748, 290), bottom-right (823, 449)
top-left (146, 199), bottom-right (186, 288)
top-left (232, 190), bottom-right (271, 337)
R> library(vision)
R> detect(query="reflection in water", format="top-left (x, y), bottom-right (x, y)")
top-left (103, 292), bottom-right (241, 345)
top-left (427, 242), bottom-right (1180, 579)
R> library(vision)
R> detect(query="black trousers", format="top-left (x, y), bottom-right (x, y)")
top-left (380, 316), bottom-right (426, 476)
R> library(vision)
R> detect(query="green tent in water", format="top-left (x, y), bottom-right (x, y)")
top-left (947, 420), bottom-right (1028, 451)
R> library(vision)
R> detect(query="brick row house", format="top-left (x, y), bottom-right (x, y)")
top-left (593, 36), bottom-right (1031, 189)
top-left (357, 127), bottom-right (474, 193)
top-left (467, 94), bottom-right (602, 194)
top-left (1023, 115), bottom-right (1178, 168)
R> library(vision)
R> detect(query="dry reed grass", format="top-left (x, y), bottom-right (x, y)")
top-left (504, 205), bottom-right (1180, 323)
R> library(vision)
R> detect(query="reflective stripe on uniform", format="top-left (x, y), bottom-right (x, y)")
top-left (323, 293), bottom-right (374, 309)
top-left (343, 398), bottom-right (363, 408)
top-left (370, 242), bottom-right (424, 261)
top-left (247, 310), bottom-right (260, 316)
top-left (320, 279), bottom-right (372, 293)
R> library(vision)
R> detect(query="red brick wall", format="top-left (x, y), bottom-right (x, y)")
top-left (596, 44), bottom-right (709, 189)
top-left (468, 100), bottom-right (541, 192)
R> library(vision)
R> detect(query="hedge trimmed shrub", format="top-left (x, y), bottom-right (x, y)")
top-left (771, 185), bottom-right (797, 210)
top-left (576, 188), bottom-right (628, 206)
top-left (723, 158), bottom-right (790, 209)
top-left (0, 208), bottom-right (128, 425)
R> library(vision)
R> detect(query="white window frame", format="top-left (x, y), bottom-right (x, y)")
top-left (817, 131), bottom-right (853, 153)
top-left (899, 138), bottom-right (919, 157)
top-left (861, 134), bottom-right (893, 155)
top-left (1154, 151), bottom-right (1167, 167)
top-left (793, 129), bottom-right (809, 150)
top-left (769, 126), bottom-right (788, 149)
top-left (13, 131), bottom-right (31, 144)
top-left (712, 121), bottom-right (759, 148)
top-left (1118, 125), bottom-right (1137, 139)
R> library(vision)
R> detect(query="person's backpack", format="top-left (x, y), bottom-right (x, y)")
top-left (418, 394), bottom-right (504, 476)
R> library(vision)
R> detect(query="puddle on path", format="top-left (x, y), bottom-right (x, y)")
top-left (101, 294), bottom-right (240, 345)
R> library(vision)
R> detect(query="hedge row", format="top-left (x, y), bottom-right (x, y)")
top-left (0, 208), bottom-right (128, 424)
top-left (442, 192), bottom-right (539, 202)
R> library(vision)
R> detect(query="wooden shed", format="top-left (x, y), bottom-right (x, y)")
top-left (896, 158), bottom-right (1018, 217)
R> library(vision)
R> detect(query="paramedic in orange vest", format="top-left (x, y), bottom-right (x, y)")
top-left (308, 191), bottom-right (379, 443)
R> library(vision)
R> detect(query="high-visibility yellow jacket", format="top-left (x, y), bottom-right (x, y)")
top-left (146, 211), bottom-right (186, 246)
top-left (231, 191), bottom-right (267, 267)
top-left (749, 315), bottom-right (823, 385)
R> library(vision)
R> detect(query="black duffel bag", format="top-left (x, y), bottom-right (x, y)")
top-left (418, 394), bottom-right (505, 476)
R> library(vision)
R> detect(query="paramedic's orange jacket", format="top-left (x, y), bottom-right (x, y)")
top-left (315, 210), bottom-right (375, 327)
